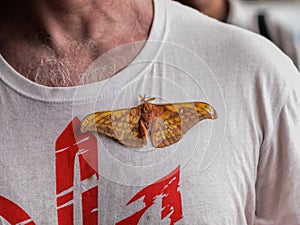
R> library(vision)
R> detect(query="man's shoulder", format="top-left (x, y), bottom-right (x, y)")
top-left (164, 0), bottom-right (297, 81)
top-left (166, 2), bottom-right (284, 64)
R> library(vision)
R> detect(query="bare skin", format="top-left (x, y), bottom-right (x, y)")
top-left (176, 0), bottom-right (229, 22)
top-left (0, 0), bottom-right (153, 86)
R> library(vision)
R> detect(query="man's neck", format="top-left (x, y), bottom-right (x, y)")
top-left (32, 0), bottom-right (153, 51)
top-left (0, 0), bottom-right (154, 86)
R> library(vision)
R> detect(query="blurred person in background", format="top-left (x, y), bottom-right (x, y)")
top-left (175, 0), bottom-right (299, 69)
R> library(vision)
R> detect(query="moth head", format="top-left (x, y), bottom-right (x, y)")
top-left (144, 102), bottom-right (154, 112)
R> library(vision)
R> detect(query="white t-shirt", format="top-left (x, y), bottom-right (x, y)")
top-left (0, 0), bottom-right (300, 224)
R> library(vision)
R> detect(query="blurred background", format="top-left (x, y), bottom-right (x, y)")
top-left (243, 0), bottom-right (300, 65)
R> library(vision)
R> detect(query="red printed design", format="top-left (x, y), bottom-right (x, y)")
top-left (55, 117), bottom-right (98, 225)
top-left (0, 196), bottom-right (36, 225)
top-left (0, 117), bottom-right (184, 225)
top-left (116, 166), bottom-right (183, 225)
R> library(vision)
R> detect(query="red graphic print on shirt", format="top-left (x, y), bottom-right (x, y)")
top-left (55, 117), bottom-right (99, 225)
top-left (116, 166), bottom-right (183, 225)
top-left (0, 117), bottom-right (183, 225)
top-left (0, 196), bottom-right (36, 225)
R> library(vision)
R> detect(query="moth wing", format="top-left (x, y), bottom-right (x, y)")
top-left (80, 106), bottom-right (147, 148)
top-left (111, 106), bottom-right (147, 148)
top-left (150, 104), bottom-right (183, 148)
top-left (150, 102), bottom-right (217, 148)
top-left (80, 110), bottom-right (115, 137)
top-left (172, 102), bottom-right (217, 134)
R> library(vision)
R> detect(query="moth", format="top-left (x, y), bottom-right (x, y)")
top-left (80, 96), bottom-right (217, 148)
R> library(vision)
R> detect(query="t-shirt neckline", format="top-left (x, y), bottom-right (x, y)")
top-left (0, 0), bottom-right (166, 104)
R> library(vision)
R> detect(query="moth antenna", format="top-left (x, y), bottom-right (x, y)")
top-left (139, 95), bottom-right (146, 102)
top-left (147, 97), bottom-right (156, 102)
top-left (139, 95), bottom-right (155, 103)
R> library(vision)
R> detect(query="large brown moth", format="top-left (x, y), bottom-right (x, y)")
top-left (80, 96), bottom-right (217, 148)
